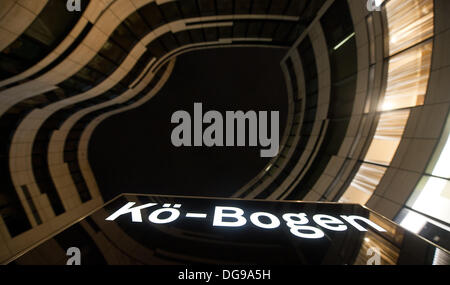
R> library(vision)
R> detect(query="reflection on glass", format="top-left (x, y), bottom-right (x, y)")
top-left (385, 0), bottom-right (434, 56)
top-left (364, 110), bottom-right (410, 165)
top-left (433, 248), bottom-right (450, 265)
top-left (398, 207), bottom-right (450, 252)
top-left (354, 231), bottom-right (399, 265)
top-left (399, 209), bottom-right (428, 234)
top-left (382, 41), bottom-right (432, 111)
top-left (339, 163), bottom-right (387, 204)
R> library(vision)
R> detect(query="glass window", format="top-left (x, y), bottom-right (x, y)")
top-left (385, 0), bottom-right (434, 56)
top-left (216, 0), bottom-right (232, 15)
top-left (174, 30), bottom-right (192, 46)
top-left (110, 23), bottom-right (138, 51)
top-left (160, 2), bottom-right (182, 22)
top-left (247, 22), bottom-right (263, 37)
top-left (178, 0), bottom-right (199, 18)
top-left (124, 11), bottom-right (151, 39)
top-left (99, 40), bottom-right (127, 64)
top-left (339, 163), bottom-right (387, 205)
top-left (24, 0), bottom-right (81, 47)
top-left (397, 208), bottom-right (450, 251)
top-left (268, 0), bottom-right (289, 15)
top-left (197, 0), bottom-right (215, 16)
top-left (382, 41), bottom-right (432, 111)
top-left (406, 176), bottom-right (450, 225)
top-left (364, 109), bottom-right (410, 165)
top-left (234, 0), bottom-right (252, 14)
top-left (285, 0), bottom-right (308, 17)
top-left (252, 0), bottom-right (271, 14)
top-left (140, 3), bottom-right (166, 28)
top-left (400, 114), bottom-right (450, 238)
top-left (87, 54), bottom-right (116, 76)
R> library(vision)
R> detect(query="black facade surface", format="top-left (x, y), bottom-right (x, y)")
top-left (254, 35), bottom-right (318, 199)
top-left (287, 0), bottom-right (357, 200)
top-left (0, 0), bottom-right (322, 237)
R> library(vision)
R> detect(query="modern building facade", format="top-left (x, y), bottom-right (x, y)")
top-left (0, 0), bottom-right (449, 264)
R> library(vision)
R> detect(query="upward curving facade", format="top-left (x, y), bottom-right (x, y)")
top-left (0, 0), bottom-right (449, 264)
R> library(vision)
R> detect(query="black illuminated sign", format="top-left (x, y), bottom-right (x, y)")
top-left (10, 194), bottom-right (450, 265)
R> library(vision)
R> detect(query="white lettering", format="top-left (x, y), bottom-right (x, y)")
top-left (213, 206), bottom-right (247, 227)
top-left (313, 214), bottom-right (347, 231)
top-left (105, 202), bottom-right (157, 222)
top-left (282, 213), bottom-right (325, 239)
top-left (250, 212), bottom-right (280, 229)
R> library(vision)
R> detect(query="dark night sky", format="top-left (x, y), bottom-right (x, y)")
top-left (89, 47), bottom-right (289, 202)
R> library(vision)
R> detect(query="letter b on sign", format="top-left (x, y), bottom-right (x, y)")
top-left (66, 247), bottom-right (81, 265)
top-left (67, 0), bottom-right (81, 12)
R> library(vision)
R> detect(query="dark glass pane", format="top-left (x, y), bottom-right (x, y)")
top-left (252, 0), bottom-right (271, 14)
top-left (124, 11), bottom-right (151, 39)
top-left (76, 67), bottom-right (106, 85)
top-left (110, 23), bottom-right (138, 51)
top-left (197, 0), bottom-right (216, 16)
top-left (2, 36), bottom-right (47, 62)
top-left (159, 33), bottom-right (179, 51)
top-left (87, 54), bottom-right (116, 76)
top-left (233, 22), bottom-right (247, 37)
top-left (99, 40), bottom-right (126, 64)
top-left (268, 0), bottom-right (290, 14)
top-left (178, 0), bottom-right (200, 18)
top-left (204, 27), bottom-right (218, 42)
top-left (260, 22), bottom-right (278, 38)
top-left (140, 3), bottom-right (166, 28)
top-left (247, 22), bottom-right (263, 37)
top-left (218, 26), bottom-right (233, 38)
top-left (174, 30), bottom-right (192, 46)
top-left (216, 0), bottom-right (233, 15)
top-left (147, 39), bottom-right (167, 57)
top-left (24, 0), bottom-right (81, 47)
top-left (235, 0), bottom-right (252, 14)
top-left (160, 2), bottom-right (182, 21)
top-left (189, 29), bottom-right (205, 43)
top-left (285, 0), bottom-right (308, 16)
top-left (273, 22), bottom-right (293, 42)
top-left (320, 0), bottom-right (354, 49)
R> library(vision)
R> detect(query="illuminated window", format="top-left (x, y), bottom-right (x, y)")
top-left (382, 41), bottom-right (432, 111)
top-left (403, 114), bottom-right (450, 225)
top-left (385, 0), bottom-right (434, 56)
top-left (364, 110), bottom-right (410, 165)
top-left (397, 115), bottom-right (450, 250)
top-left (339, 163), bottom-right (387, 205)
top-left (337, 0), bottom-right (434, 205)
top-left (406, 176), bottom-right (450, 225)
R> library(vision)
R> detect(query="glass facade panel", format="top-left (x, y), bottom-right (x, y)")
top-left (382, 41), bottom-right (432, 111)
top-left (397, 208), bottom-right (450, 251)
top-left (364, 110), bottom-right (410, 165)
top-left (406, 175), bottom-right (450, 224)
top-left (339, 163), bottom-right (387, 205)
top-left (385, 0), bottom-right (434, 56)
